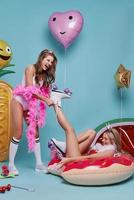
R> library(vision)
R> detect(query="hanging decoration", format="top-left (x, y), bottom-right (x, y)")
top-left (114, 64), bottom-right (131, 89)
top-left (48, 10), bottom-right (84, 49)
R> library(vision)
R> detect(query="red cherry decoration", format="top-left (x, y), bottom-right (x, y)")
top-left (1, 164), bottom-right (10, 176)
top-left (2, 165), bottom-right (8, 170)
top-left (0, 184), bottom-right (12, 193)
top-left (0, 186), bottom-right (6, 193)
top-left (6, 184), bottom-right (11, 191)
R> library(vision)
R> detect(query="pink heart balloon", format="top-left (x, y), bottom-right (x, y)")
top-left (48, 10), bottom-right (84, 49)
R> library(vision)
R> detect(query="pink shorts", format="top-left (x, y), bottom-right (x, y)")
top-left (14, 95), bottom-right (28, 111)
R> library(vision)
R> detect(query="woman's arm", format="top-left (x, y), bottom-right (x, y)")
top-left (83, 150), bottom-right (115, 159)
top-left (25, 65), bottom-right (35, 86)
top-left (32, 93), bottom-right (54, 106)
top-left (59, 150), bottom-right (115, 165)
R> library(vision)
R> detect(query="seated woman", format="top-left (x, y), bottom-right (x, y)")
top-left (50, 105), bottom-right (121, 166)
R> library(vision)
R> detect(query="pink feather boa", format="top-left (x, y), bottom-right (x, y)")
top-left (13, 85), bottom-right (50, 152)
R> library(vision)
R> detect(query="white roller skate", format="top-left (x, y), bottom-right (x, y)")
top-left (50, 88), bottom-right (72, 107)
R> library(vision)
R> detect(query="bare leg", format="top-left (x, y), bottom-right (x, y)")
top-left (54, 105), bottom-right (81, 157)
top-left (77, 129), bottom-right (96, 143)
top-left (11, 98), bottom-right (24, 139)
top-left (77, 130), bottom-right (96, 154)
top-left (24, 111), bottom-right (47, 172)
top-left (8, 98), bottom-right (24, 175)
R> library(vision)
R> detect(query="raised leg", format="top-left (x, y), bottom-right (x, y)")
top-left (77, 129), bottom-right (96, 154)
top-left (54, 105), bottom-right (81, 157)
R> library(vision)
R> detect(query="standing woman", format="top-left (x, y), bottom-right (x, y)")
top-left (8, 49), bottom-right (57, 175)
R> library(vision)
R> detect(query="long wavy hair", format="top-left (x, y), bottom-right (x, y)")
top-left (106, 128), bottom-right (121, 152)
top-left (34, 49), bottom-right (57, 87)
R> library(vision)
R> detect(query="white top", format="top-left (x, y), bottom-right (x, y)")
top-left (22, 74), bottom-right (43, 87)
top-left (91, 143), bottom-right (116, 152)
top-left (22, 75), bottom-right (35, 86)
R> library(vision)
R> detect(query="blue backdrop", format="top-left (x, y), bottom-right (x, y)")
top-left (1, 0), bottom-right (134, 161)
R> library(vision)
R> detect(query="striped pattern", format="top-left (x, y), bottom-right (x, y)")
top-left (11, 137), bottom-right (20, 145)
top-left (35, 138), bottom-right (40, 143)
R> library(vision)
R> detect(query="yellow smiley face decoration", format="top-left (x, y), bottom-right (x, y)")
top-left (0, 40), bottom-right (12, 69)
top-left (114, 64), bottom-right (131, 89)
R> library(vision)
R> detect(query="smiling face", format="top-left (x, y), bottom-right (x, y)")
top-left (48, 10), bottom-right (84, 48)
top-left (41, 55), bottom-right (54, 71)
top-left (0, 40), bottom-right (12, 68)
top-left (100, 132), bottom-right (114, 145)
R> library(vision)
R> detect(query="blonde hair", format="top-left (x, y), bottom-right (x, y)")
top-left (107, 128), bottom-right (121, 152)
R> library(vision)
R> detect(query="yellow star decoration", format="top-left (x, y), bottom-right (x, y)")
top-left (114, 64), bottom-right (131, 89)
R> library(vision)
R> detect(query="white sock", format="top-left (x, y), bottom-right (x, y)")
top-left (8, 137), bottom-right (20, 167)
top-left (34, 139), bottom-right (43, 166)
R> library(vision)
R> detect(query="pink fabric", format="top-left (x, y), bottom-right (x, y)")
top-left (13, 85), bottom-right (50, 152)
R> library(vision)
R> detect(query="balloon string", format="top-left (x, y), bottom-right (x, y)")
top-left (120, 88), bottom-right (123, 120)
top-left (64, 48), bottom-right (67, 88)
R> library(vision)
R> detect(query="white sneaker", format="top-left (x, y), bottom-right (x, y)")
top-left (51, 138), bottom-right (66, 153)
top-left (50, 139), bottom-right (66, 159)
top-left (50, 90), bottom-right (71, 107)
top-left (35, 164), bottom-right (48, 173)
top-left (8, 165), bottom-right (19, 176)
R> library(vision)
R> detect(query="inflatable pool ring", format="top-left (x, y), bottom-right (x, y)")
top-left (48, 119), bottom-right (134, 185)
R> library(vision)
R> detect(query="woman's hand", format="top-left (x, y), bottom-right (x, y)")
top-left (32, 93), bottom-right (54, 106)
top-left (59, 157), bottom-right (74, 166)
top-left (45, 98), bottom-right (54, 107)
top-left (32, 93), bottom-right (39, 99)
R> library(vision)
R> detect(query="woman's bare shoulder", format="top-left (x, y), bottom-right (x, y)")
top-left (25, 64), bottom-right (35, 75)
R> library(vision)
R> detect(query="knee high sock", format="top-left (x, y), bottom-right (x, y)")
top-left (9, 137), bottom-right (20, 167)
top-left (34, 138), bottom-right (43, 166)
